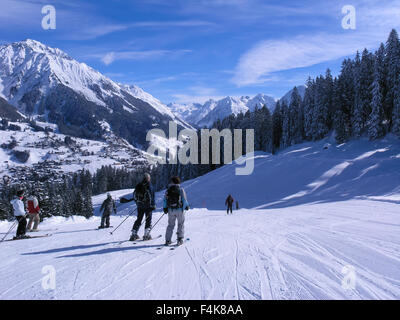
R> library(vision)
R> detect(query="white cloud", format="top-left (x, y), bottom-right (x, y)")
top-left (232, 0), bottom-right (400, 86)
top-left (97, 49), bottom-right (191, 65)
top-left (102, 52), bottom-right (116, 65)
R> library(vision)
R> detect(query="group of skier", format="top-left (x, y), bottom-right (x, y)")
top-left (8, 172), bottom-right (238, 244)
top-left (98, 173), bottom-right (190, 246)
top-left (9, 190), bottom-right (41, 240)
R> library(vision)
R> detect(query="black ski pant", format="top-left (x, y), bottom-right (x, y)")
top-left (16, 216), bottom-right (27, 237)
top-left (100, 213), bottom-right (111, 228)
top-left (132, 207), bottom-right (152, 232)
top-left (227, 205), bottom-right (233, 214)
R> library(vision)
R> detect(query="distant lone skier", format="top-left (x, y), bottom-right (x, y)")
top-left (27, 194), bottom-right (40, 232)
top-left (236, 200), bottom-right (239, 210)
top-left (163, 176), bottom-right (189, 246)
top-left (225, 194), bottom-right (234, 214)
top-left (99, 193), bottom-right (116, 229)
top-left (10, 190), bottom-right (28, 239)
top-left (130, 173), bottom-right (155, 241)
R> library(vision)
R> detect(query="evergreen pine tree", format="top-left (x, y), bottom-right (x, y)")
top-left (272, 100), bottom-right (283, 151)
top-left (384, 29), bottom-right (400, 130)
top-left (368, 60), bottom-right (385, 140)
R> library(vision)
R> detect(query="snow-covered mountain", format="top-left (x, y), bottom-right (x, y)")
top-left (197, 94), bottom-right (276, 128)
top-left (169, 94), bottom-right (276, 128)
top-left (168, 100), bottom-right (217, 126)
top-left (0, 39), bottom-right (189, 147)
top-left (121, 84), bottom-right (189, 129)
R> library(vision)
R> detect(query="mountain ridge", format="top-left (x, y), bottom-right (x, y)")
top-left (0, 39), bottom-right (190, 147)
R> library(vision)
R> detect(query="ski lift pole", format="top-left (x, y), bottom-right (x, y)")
top-left (110, 207), bottom-right (137, 235)
top-left (0, 219), bottom-right (18, 243)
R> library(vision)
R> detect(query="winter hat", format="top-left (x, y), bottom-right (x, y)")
top-left (171, 176), bottom-right (180, 184)
top-left (16, 190), bottom-right (24, 197)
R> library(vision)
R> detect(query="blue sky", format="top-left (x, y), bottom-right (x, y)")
top-left (1, 0), bottom-right (400, 104)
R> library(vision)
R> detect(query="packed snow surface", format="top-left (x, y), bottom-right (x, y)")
top-left (0, 136), bottom-right (399, 300)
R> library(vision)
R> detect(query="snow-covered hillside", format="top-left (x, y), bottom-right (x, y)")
top-left (0, 120), bottom-right (149, 179)
top-left (0, 137), bottom-right (399, 299)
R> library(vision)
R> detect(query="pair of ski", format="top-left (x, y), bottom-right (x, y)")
top-left (2, 233), bottom-right (52, 242)
top-left (157, 238), bottom-right (190, 250)
top-left (96, 226), bottom-right (113, 230)
top-left (114, 234), bottom-right (163, 246)
top-left (116, 235), bottom-right (189, 250)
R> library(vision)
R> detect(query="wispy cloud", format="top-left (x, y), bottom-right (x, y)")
top-left (96, 49), bottom-right (191, 65)
top-left (232, 0), bottom-right (400, 86)
top-left (233, 33), bottom-right (370, 86)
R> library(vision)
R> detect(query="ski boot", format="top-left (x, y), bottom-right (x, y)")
top-left (164, 240), bottom-right (172, 246)
top-left (13, 234), bottom-right (31, 240)
top-left (129, 230), bottom-right (140, 241)
top-left (143, 228), bottom-right (152, 241)
top-left (177, 237), bottom-right (184, 246)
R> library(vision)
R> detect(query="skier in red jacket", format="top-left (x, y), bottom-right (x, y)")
top-left (27, 195), bottom-right (40, 232)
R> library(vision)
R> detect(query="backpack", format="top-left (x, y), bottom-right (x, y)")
top-left (134, 182), bottom-right (151, 205)
top-left (166, 185), bottom-right (182, 209)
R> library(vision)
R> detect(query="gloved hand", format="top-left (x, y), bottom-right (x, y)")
top-left (163, 208), bottom-right (168, 214)
top-left (185, 206), bottom-right (189, 211)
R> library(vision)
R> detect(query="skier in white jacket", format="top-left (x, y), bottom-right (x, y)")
top-left (10, 190), bottom-right (28, 239)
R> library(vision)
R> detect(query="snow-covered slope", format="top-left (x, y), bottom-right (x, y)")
top-left (181, 135), bottom-right (400, 210)
top-left (0, 39), bottom-right (190, 147)
top-left (0, 137), bottom-right (399, 299)
top-left (169, 94), bottom-right (276, 128)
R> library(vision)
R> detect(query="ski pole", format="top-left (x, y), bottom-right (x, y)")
top-left (147, 212), bottom-right (165, 234)
top-left (110, 207), bottom-right (137, 235)
top-left (1, 219), bottom-right (18, 243)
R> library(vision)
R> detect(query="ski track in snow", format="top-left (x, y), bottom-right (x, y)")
top-left (1, 199), bottom-right (399, 300)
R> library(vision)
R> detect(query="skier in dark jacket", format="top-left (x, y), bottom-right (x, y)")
top-left (130, 173), bottom-right (155, 241)
top-left (99, 193), bottom-right (116, 229)
top-left (225, 194), bottom-right (234, 214)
